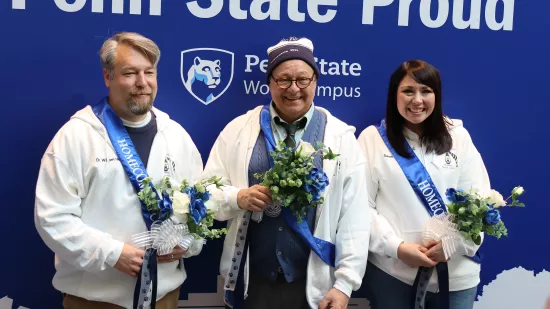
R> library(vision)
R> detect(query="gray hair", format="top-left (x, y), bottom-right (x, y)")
top-left (99, 32), bottom-right (161, 79)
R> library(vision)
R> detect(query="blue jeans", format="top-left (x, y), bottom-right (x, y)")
top-left (364, 262), bottom-right (478, 309)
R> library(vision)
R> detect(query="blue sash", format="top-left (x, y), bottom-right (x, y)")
top-left (92, 98), bottom-right (162, 230)
top-left (260, 105), bottom-right (335, 268)
top-left (376, 120), bottom-right (482, 263)
top-left (377, 121), bottom-right (447, 217)
top-left (376, 120), bottom-right (481, 309)
top-left (92, 98), bottom-right (162, 309)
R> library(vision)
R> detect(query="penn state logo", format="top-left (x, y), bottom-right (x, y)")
top-left (443, 151), bottom-right (458, 168)
top-left (163, 155), bottom-right (176, 177)
top-left (445, 153), bottom-right (452, 165)
top-left (449, 151), bottom-right (458, 167)
top-left (180, 48), bottom-right (234, 105)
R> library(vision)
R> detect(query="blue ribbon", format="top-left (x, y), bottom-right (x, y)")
top-left (376, 120), bottom-right (481, 309)
top-left (133, 248), bottom-right (158, 309)
top-left (92, 98), bottom-right (162, 309)
top-left (92, 97), bottom-right (161, 230)
top-left (376, 120), bottom-right (482, 263)
top-left (260, 105), bottom-right (335, 268)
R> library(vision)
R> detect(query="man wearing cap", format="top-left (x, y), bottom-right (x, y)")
top-left (202, 37), bottom-right (370, 309)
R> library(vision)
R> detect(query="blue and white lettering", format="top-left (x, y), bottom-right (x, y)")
top-left (419, 179), bottom-right (445, 215)
top-left (16, 0), bottom-right (515, 31)
top-left (118, 139), bottom-right (147, 189)
top-left (93, 99), bottom-right (156, 229)
top-left (377, 123), bottom-right (447, 218)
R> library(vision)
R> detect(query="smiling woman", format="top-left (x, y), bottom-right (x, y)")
top-left (396, 75), bottom-right (435, 136)
top-left (384, 60), bottom-right (451, 158)
top-left (357, 60), bottom-right (491, 309)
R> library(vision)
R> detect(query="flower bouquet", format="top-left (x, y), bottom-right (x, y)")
top-left (253, 140), bottom-right (339, 222)
top-left (422, 186), bottom-right (525, 258)
top-left (129, 176), bottom-right (227, 309)
top-left (445, 186), bottom-right (525, 245)
top-left (130, 175), bottom-right (228, 254)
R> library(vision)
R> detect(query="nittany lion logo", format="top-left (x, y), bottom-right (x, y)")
top-left (185, 57), bottom-right (221, 90)
top-left (180, 48), bottom-right (234, 105)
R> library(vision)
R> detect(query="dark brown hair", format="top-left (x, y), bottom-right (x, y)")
top-left (385, 60), bottom-right (452, 158)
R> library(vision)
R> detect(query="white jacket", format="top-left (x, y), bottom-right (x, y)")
top-left (202, 105), bottom-right (370, 308)
top-left (357, 120), bottom-right (490, 292)
top-left (34, 104), bottom-right (204, 308)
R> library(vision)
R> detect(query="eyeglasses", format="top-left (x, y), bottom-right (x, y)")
top-left (271, 74), bottom-right (316, 89)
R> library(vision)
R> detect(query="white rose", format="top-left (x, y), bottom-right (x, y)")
top-left (512, 186), bottom-right (524, 196)
top-left (172, 191), bottom-right (190, 216)
top-left (170, 213), bottom-right (187, 224)
top-left (205, 200), bottom-right (219, 213)
top-left (486, 189), bottom-right (506, 208)
top-left (298, 141), bottom-right (316, 156)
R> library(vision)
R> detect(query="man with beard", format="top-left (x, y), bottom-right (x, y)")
top-left (34, 32), bottom-right (204, 309)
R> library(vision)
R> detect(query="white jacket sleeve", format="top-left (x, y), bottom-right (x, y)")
top-left (357, 128), bottom-right (403, 259)
top-left (332, 134), bottom-right (371, 297)
top-left (182, 238), bottom-right (205, 258)
top-left (447, 128), bottom-right (491, 258)
top-left (34, 153), bottom-right (124, 272)
top-left (202, 133), bottom-right (243, 222)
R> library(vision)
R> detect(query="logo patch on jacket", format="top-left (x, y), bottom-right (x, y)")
top-left (442, 152), bottom-right (458, 168)
top-left (164, 155), bottom-right (176, 177)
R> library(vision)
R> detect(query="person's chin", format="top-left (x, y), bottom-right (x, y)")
top-left (129, 101), bottom-right (153, 115)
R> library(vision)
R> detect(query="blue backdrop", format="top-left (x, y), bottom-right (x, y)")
top-left (1, 0), bottom-right (548, 308)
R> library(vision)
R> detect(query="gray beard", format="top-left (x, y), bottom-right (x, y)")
top-left (127, 97), bottom-right (153, 116)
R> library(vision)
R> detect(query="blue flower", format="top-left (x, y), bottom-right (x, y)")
top-left (304, 168), bottom-right (329, 202)
top-left (185, 186), bottom-right (210, 202)
top-left (190, 198), bottom-right (207, 224)
top-left (184, 187), bottom-right (197, 198)
top-left (158, 193), bottom-right (173, 221)
top-left (307, 168), bottom-right (330, 192)
top-left (311, 189), bottom-right (321, 201)
top-left (484, 207), bottom-right (501, 225)
top-left (199, 190), bottom-right (211, 201)
top-left (446, 188), bottom-right (467, 203)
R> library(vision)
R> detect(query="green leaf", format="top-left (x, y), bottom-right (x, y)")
top-left (323, 147), bottom-right (340, 160)
top-left (473, 234), bottom-right (481, 246)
